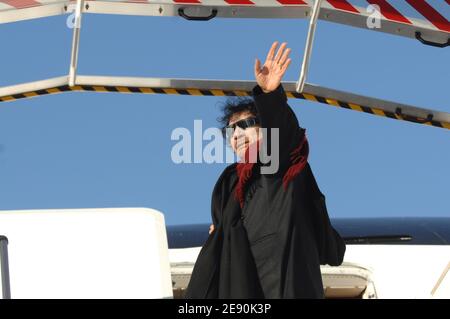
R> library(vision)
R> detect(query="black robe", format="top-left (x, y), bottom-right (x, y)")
top-left (185, 84), bottom-right (346, 299)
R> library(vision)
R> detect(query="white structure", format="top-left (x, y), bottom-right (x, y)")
top-left (169, 245), bottom-right (450, 299)
top-left (0, 207), bottom-right (173, 299)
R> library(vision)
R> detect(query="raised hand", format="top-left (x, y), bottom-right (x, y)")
top-left (254, 41), bottom-right (292, 93)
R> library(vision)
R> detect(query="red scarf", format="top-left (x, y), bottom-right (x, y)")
top-left (235, 134), bottom-right (309, 209)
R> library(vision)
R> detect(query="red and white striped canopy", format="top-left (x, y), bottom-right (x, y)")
top-left (0, 1), bottom-right (448, 43)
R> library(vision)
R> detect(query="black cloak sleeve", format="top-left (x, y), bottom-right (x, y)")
top-left (252, 83), bottom-right (304, 169)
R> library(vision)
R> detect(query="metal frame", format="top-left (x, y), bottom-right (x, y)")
top-left (297, 0), bottom-right (322, 93)
top-left (0, 236), bottom-right (11, 299)
top-left (0, 76), bottom-right (68, 99)
top-left (0, 0), bottom-right (448, 131)
top-left (431, 261), bottom-right (450, 297)
top-left (1, 76), bottom-right (448, 130)
top-left (68, 0), bottom-right (84, 87)
top-left (0, 1), bottom-right (448, 45)
top-left (0, 2), bottom-right (67, 25)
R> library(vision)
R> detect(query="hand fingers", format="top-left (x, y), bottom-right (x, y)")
top-left (254, 58), bottom-right (261, 76)
top-left (278, 48), bottom-right (291, 66)
top-left (274, 42), bottom-right (287, 64)
top-left (265, 41), bottom-right (278, 63)
top-left (280, 58), bottom-right (292, 74)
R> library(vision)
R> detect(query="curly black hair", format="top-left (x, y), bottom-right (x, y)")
top-left (217, 96), bottom-right (259, 130)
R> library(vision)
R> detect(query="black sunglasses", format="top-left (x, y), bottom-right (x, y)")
top-left (222, 117), bottom-right (260, 140)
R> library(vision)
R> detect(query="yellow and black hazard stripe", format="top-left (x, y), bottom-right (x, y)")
top-left (1, 84), bottom-right (448, 130)
top-left (284, 91), bottom-right (450, 130)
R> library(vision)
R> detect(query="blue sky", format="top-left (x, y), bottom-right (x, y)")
top-left (0, 10), bottom-right (448, 226)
